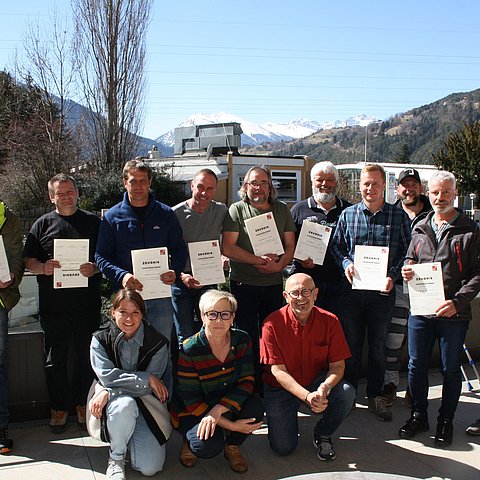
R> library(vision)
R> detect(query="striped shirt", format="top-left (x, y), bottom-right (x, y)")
top-left (331, 200), bottom-right (411, 281)
top-left (170, 328), bottom-right (254, 427)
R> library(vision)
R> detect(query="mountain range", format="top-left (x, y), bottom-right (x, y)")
top-left (154, 112), bottom-right (377, 154)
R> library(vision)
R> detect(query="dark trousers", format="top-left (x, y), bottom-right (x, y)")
top-left (40, 311), bottom-right (100, 410)
top-left (337, 286), bottom-right (395, 398)
top-left (178, 395), bottom-right (264, 458)
top-left (230, 281), bottom-right (284, 382)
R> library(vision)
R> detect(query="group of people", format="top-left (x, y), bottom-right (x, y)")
top-left (0, 158), bottom-right (479, 479)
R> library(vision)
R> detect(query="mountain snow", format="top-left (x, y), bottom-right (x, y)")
top-left (155, 112), bottom-right (377, 148)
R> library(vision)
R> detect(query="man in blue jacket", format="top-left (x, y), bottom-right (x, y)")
top-left (95, 159), bottom-right (187, 344)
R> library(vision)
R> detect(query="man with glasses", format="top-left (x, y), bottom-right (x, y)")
top-left (290, 161), bottom-right (351, 314)
top-left (260, 273), bottom-right (354, 461)
top-left (222, 166), bottom-right (296, 387)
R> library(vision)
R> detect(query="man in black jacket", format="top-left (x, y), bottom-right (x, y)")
top-left (399, 170), bottom-right (480, 447)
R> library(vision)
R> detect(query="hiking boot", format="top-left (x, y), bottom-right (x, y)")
top-left (380, 383), bottom-right (397, 408)
top-left (106, 456), bottom-right (126, 480)
top-left (179, 440), bottom-right (197, 468)
top-left (224, 444), bottom-right (248, 473)
top-left (76, 405), bottom-right (87, 430)
top-left (0, 425), bottom-right (13, 454)
top-left (50, 409), bottom-right (68, 434)
top-left (435, 418), bottom-right (453, 447)
top-left (466, 418), bottom-right (480, 436)
top-left (368, 396), bottom-right (392, 421)
top-left (399, 413), bottom-right (429, 439)
top-left (313, 436), bottom-right (336, 461)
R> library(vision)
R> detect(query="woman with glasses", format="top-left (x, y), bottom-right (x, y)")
top-left (171, 289), bottom-right (264, 473)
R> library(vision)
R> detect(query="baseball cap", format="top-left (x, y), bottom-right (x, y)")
top-left (398, 168), bottom-right (421, 184)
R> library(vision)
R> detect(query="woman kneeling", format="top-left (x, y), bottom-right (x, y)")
top-left (171, 289), bottom-right (263, 473)
top-left (89, 289), bottom-right (170, 479)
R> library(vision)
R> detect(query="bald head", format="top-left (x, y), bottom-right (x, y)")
top-left (284, 274), bottom-right (318, 323)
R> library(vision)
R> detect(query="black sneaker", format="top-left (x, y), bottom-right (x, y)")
top-left (0, 425), bottom-right (13, 454)
top-left (466, 418), bottom-right (480, 436)
top-left (435, 418), bottom-right (453, 447)
top-left (313, 436), bottom-right (336, 461)
top-left (368, 396), bottom-right (392, 421)
top-left (399, 413), bottom-right (430, 439)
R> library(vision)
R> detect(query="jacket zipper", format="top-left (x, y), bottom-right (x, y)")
top-left (455, 242), bottom-right (463, 273)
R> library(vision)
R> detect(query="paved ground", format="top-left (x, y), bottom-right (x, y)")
top-left (1, 371), bottom-right (479, 480)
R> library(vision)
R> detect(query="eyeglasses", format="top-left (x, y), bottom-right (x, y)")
top-left (203, 310), bottom-right (234, 321)
top-left (247, 180), bottom-right (269, 188)
top-left (285, 288), bottom-right (315, 299)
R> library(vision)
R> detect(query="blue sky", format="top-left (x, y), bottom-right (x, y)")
top-left (2, 0), bottom-right (480, 139)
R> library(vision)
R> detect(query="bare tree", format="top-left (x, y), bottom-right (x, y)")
top-left (73, 0), bottom-right (152, 170)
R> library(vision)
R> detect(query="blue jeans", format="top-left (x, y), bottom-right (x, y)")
top-left (171, 280), bottom-right (212, 346)
top-left (0, 307), bottom-right (8, 426)
top-left (264, 375), bottom-right (355, 456)
top-left (40, 312), bottom-right (100, 410)
top-left (407, 314), bottom-right (468, 421)
top-left (178, 395), bottom-right (264, 458)
top-left (107, 395), bottom-right (165, 476)
top-left (337, 286), bottom-right (395, 398)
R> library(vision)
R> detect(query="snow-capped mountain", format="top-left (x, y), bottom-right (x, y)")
top-left (155, 113), bottom-right (377, 150)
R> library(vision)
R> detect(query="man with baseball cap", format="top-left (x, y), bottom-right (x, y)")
top-left (379, 167), bottom-right (431, 412)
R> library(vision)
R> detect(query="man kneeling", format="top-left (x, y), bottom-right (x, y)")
top-left (260, 273), bottom-right (355, 461)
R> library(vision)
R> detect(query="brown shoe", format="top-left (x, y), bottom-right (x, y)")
top-left (179, 440), bottom-right (197, 468)
top-left (76, 405), bottom-right (87, 430)
top-left (224, 444), bottom-right (248, 473)
top-left (50, 409), bottom-right (68, 434)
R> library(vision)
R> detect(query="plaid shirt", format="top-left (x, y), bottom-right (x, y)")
top-left (331, 200), bottom-right (411, 281)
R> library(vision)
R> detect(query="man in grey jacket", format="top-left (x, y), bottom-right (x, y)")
top-left (399, 170), bottom-right (480, 447)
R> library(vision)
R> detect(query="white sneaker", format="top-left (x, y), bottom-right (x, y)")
top-left (106, 456), bottom-right (126, 480)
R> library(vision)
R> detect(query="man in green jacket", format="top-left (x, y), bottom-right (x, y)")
top-left (0, 201), bottom-right (24, 454)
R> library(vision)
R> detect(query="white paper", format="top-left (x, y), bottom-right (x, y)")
top-left (244, 212), bottom-right (284, 257)
top-left (188, 240), bottom-right (225, 286)
top-left (53, 239), bottom-right (89, 289)
top-left (293, 221), bottom-right (332, 266)
top-left (352, 245), bottom-right (389, 291)
top-left (131, 247), bottom-right (171, 300)
top-left (0, 236), bottom-right (11, 283)
top-left (408, 262), bottom-right (445, 316)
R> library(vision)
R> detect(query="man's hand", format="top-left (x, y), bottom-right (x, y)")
top-left (344, 264), bottom-right (355, 284)
top-left (381, 277), bottom-right (394, 293)
top-left (298, 257), bottom-right (314, 269)
top-left (305, 391), bottom-right (328, 413)
top-left (181, 273), bottom-right (202, 289)
top-left (256, 253), bottom-right (282, 273)
top-left (79, 262), bottom-right (97, 278)
top-left (89, 389), bottom-right (109, 419)
top-left (122, 273), bottom-right (143, 291)
top-left (231, 418), bottom-right (263, 435)
top-left (44, 259), bottom-right (61, 276)
top-left (435, 300), bottom-right (457, 318)
top-left (401, 260), bottom-right (415, 282)
top-left (0, 273), bottom-right (14, 289)
top-left (160, 269), bottom-right (176, 285)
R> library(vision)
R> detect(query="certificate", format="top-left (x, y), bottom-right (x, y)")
top-left (0, 236), bottom-right (11, 283)
top-left (352, 245), bottom-right (389, 291)
top-left (53, 239), bottom-right (89, 289)
top-left (293, 221), bottom-right (332, 266)
top-left (131, 247), bottom-right (171, 300)
top-left (408, 262), bottom-right (445, 316)
top-left (244, 212), bottom-right (284, 257)
top-left (188, 240), bottom-right (225, 286)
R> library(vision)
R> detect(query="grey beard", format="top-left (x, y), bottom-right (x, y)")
top-left (314, 190), bottom-right (336, 204)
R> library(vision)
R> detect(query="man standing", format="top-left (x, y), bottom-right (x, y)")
top-left (331, 164), bottom-right (410, 421)
top-left (0, 201), bottom-right (23, 453)
top-left (23, 174), bottom-right (101, 433)
top-left (95, 159), bottom-right (187, 343)
top-left (222, 166), bottom-right (296, 383)
top-left (290, 161), bottom-right (350, 314)
top-left (380, 168), bottom-right (431, 408)
top-left (172, 169), bottom-right (227, 345)
top-left (260, 273), bottom-right (354, 460)
top-left (399, 170), bottom-right (480, 447)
